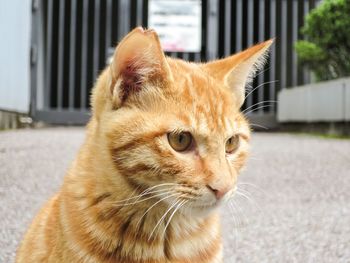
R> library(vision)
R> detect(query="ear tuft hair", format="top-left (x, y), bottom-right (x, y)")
top-left (115, 52), bottom-right (160, 104)
top-left (227, 43), bottom-right (271, 98)
top-left (201, 39), bottom-right (274, 108)
top-left (241, 49), bottom-right (269, 91)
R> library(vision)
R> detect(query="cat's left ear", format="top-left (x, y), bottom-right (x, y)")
top-left (202, 40), bottom-right (273, 108)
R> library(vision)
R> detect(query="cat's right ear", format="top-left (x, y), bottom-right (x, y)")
top-left (108, 27), bottom-right (172, 108)
top-left (202, 40), bottom-right (273, 108)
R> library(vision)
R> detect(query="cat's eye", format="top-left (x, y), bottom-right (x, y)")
top-left (167, 132), bottom-right (192, 152)
top-left (225, 135), bottom-right (240, 154)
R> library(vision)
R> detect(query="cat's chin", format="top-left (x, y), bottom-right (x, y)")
top-left (180, 201), bottom-right (223, 218)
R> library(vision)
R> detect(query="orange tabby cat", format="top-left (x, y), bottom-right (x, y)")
top-left (16, 28), bottom-right (272, 263)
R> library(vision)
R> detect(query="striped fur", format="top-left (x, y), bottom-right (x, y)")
top-left (16, 28), bottom-right (272, 263)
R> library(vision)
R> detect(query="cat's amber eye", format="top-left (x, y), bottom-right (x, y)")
top-left (167, 132), bottom-right (193, 152)
top-left (225, 135), bottom-right (240, 154)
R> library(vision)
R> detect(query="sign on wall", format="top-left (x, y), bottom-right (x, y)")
top-left (148, 0), bottom-right (202, 53)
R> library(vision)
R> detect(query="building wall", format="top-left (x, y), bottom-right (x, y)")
top-left (31, 0), bottom-right (320, 126)
top-left (0, 0), bottom-right (31, 113)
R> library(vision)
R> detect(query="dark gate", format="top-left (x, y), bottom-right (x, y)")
top-left (30, 0), bottom-right (321, 126)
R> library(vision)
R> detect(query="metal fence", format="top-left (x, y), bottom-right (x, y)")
top-left (30, 0), bottom-right (321, 126)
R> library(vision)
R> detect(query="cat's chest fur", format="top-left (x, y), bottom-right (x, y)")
top-left (60, 181), bottom-right (223, 263)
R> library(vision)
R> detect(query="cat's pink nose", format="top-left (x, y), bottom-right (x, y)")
top-left (206, 185), bottom-right (230, 200)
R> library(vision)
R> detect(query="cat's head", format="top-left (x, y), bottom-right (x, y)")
top-left (91, 28), bottom-right (272, 216)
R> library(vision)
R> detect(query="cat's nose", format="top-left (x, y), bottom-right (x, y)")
top-left (206, 184), bottom-right (231, 200)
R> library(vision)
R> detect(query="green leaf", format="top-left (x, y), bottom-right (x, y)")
top-left (295, 0), bottom-right (350, 81)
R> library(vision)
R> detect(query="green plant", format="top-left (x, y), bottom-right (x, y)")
top-left (295, 0), bottom-right (350, 81)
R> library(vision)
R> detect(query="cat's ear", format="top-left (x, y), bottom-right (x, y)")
top-left (109, 27), bottom-right (172, 107)
top-left (202, 40), bottom-right (273, 108)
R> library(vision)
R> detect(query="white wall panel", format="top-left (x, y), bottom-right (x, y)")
top-left (0, 0), bottom-right (31, 113)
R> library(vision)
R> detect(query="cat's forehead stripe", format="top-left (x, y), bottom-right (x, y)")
top-left (202, 91), bottom-right (228, 132)
top-left (167, 58), bottom-right (249, 138)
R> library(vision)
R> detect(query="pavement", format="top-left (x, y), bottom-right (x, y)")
top-left (1, 128), bottom-right (350, 263)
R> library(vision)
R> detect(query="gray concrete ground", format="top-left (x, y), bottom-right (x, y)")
top-left (1, 128), bottom-right (349, 263)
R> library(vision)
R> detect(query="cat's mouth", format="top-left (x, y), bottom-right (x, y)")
top-left (183, 187), bottom-right (236, 215)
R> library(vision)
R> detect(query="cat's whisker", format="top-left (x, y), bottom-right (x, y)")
top-left (250, 123), bottom-right (269, 130)
top-left (132, 187), bottom-right (177, 204)
top-left (140, 183), bottom-right (182, 195)
top-left (111, 183), bottom-right (142, 204)
top-left (241, 100), bottom-right (277, 114)
top-left (229, 198), bottom-right (248, 228)
top-left (136, 192), bottom-right (180, 228)
top-left (243, 104), bottom-right (276, 116)
top-left (227, 202), bottom-right (240, 252)
top-left (246, 152), bottom-right (264, 161)
top-left (161, 199), bottom-right (188, 238)
top-left (227, 201), bottom-right (241, 228)
top-left (248, 156), bottom-right (263, 161)
top-left (229, 202), bottom-right (243, 231)
top-left (123, 182), bottom-right (183, 203)
top-left (236, 184), bottom-right (267, 215)
top-left (101, 182), bottom-right (180, 206)
top-left (242, 185), bottom-right (281, 225)
top-left (128, 183), bottom-right (197, 208)
top-left (112, 190), bottom-right (176, 207)
top-left (244, 80), bottom-right (279, 100)
top-left (227, 194), bottom-right (239, 212)
top-left (237, 187), bottom-right (267, 217)
top-left (253, 66), bottom-right (270, 78)
top-left (236, 189), bottom-right (263, 216)
top-left (106, 187), bottom-right (175, 205)
top-left (236, 187), bottom-right (252, 196)
top-left (148, 199), bottom-right (182, 241)
top-left (238, 182), bottom-right (271, 198)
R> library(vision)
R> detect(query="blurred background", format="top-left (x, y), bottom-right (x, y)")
top-left (1, 0), bottom-right (350, 263)
top-left (1, 0), bottom-right (349, 134)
